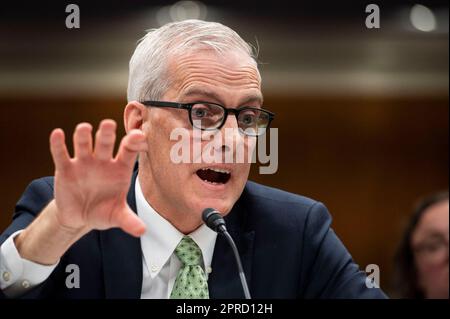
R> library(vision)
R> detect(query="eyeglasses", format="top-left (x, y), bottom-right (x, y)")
top-left (141, 100), bottom-right (275, 136)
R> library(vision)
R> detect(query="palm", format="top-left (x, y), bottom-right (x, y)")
top-left (49, 120), bottom-right (147, 236)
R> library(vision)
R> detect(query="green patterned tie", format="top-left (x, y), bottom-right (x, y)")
top-left (170, 236), bottom-right (209, 299)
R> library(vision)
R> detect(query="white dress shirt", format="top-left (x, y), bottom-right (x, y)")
top-left (0, 176), bottom-right (217, 298)
top-left (0, 229), bottom-right (57, 297)
top-left (136, 176), bottom-right (217, 298)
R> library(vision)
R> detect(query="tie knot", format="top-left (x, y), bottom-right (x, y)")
top-left (174, 236), bottom-right (203, 266)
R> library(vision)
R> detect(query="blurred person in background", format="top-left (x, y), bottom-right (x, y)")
top-left (393, 191), bottom-right (449, 299)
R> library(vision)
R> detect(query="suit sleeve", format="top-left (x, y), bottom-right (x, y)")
top-left (0, 178), bottom-right (59, 299)
top-left (299, 202), bottom-right (388, 299)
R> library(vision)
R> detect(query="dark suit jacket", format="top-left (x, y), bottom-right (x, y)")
top-left (0, 170), bottom-right (386, 299)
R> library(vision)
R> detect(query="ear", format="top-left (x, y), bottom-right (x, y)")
top-left (124, 101), bottom-right (147, 133)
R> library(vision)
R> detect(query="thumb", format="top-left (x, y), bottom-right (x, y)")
top-left (115, 206), bottom-right (146, 237)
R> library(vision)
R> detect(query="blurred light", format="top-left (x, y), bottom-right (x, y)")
top-left (155, 6), bottom-right (171, 26)
top-left (156, 1), bottom-right (207, 26)
top-left (410, 4), bottom-right (436, 32)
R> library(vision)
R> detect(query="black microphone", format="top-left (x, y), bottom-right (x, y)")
top-left (202, 208), bottom-right (251, 299)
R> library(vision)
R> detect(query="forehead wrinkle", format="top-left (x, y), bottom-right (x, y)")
top-left (175, 61), bottom-right (258, 74)
top-left (179, 84), bottom-right (263, 105)
top-left (174, 66), bottom-right (261, 93)
top-left (179, 71), bottom-right (260, 88)
top-left (177, 75), bottom-right (260, 93)
top-left (176, 53), bottom-right (257, 66)
top-left (173, 55), bottom-right (260, 80)
top-left (177, 59), bottom-right (258, 71)
top-left (180, 76), bottom-right (260, 91)
top-left (175, 64), bottom-right (260, 84)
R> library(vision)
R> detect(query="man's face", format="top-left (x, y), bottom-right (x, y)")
top-left (139, 49), bottom-right (262, 230)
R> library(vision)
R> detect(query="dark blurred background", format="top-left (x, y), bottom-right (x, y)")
top-left (0, 0), bottom-right (448, 295)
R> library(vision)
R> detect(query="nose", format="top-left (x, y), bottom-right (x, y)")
top-left (213, 113), bottom-right (246, 162)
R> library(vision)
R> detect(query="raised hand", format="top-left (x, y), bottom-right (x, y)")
top-left (49, 119), bottom-right (147, 237)
top-left (15, 120), bottom-right (148, 265)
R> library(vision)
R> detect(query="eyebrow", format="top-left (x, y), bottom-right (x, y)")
top-left (413, 232), bottom-right (448, 247)
top-left (420, 232), bottom-right (447, 240)
top-left (180, 87), bottom-right (264, 106)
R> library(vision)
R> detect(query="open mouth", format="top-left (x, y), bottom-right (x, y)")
top-left (196, 168), bottom-right (231, 185)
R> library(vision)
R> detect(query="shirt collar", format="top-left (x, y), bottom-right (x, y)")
top-left (135, 175), bottom-right (217, 278)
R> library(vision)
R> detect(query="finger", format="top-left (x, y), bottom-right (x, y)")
top-left (94, 119), bottom-right (116, 161)
top-left (49, 129), bottom-right (71, 171)
top-left (115, 129), bottom-right (148, 168)
top-left (73, 123), bottom-right (93, 160)
top-left (114, 207), bottom-right (146, 237)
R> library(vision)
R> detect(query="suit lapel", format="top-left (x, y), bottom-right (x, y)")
top-left (99, 165), bottom-right (255, 299)
top-left (208, 198), bottom-right (255, 299)
top-left (100, 170), bottom-right (143, 298)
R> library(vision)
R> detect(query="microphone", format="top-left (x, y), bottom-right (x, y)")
top-left (202, 208), bottom-right (251, 299)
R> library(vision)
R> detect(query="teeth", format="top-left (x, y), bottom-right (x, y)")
top-left (201, 167), bottom-right (230, 174)
top-left (203, 179), bottom-right (219, 185)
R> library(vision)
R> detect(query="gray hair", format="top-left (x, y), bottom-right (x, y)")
top-left (127, 19), bottom-right (259, 102)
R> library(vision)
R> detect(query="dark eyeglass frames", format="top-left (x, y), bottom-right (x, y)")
top-left (140, 101), bottom-right (275, 136)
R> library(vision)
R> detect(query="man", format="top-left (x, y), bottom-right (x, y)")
top-left (0, 20), bottom-right (386, 298)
